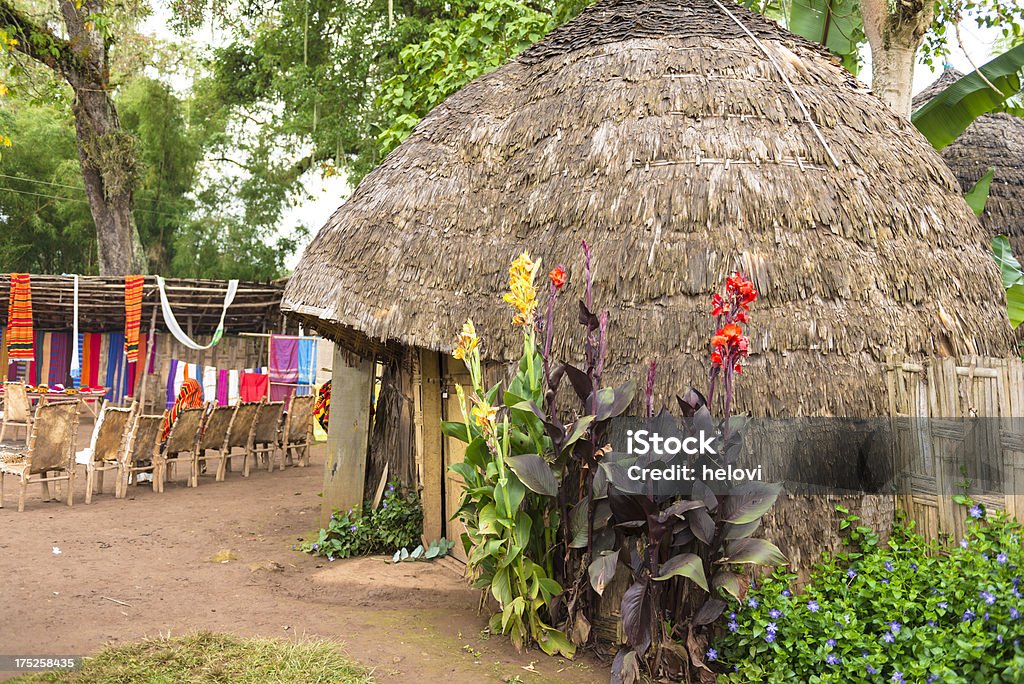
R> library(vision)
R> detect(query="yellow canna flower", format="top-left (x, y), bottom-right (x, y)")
top-left (471, 403), bottom-right (497, 431)
top-left (452, 318), bottom-right (480, 360)
top-left (503, 251), bottom-right (541, 326)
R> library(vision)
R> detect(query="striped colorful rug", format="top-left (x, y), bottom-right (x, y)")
top-left (124, 275), bottom-right (144, 364)
top-left (5, 273), bottom-right (34, 361)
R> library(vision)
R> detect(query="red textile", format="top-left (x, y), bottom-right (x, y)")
top-left (240, 372), bottom-right (268, 403)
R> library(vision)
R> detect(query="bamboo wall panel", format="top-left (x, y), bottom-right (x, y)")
top-left (887, 353), bottom-right (1024, 539)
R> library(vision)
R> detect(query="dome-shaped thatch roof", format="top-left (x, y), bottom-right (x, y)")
top-left (913, 68), bottom-right (1024, 255)
top-left (284, 0), bottom-right (1013, 416)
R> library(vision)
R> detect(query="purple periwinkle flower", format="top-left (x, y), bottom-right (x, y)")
top-left (937, 601), bottom-right (948, 610)
top-left (960, 538), bottom-right (969, 549)
top-left (969, 504), bottom-right (983, 519)
top-left (825, 638), bottom-right (836, 648)
top-left (847, 568), bottom-right (857, 579)
top-left (998, 635), bottom-right (1004, 643)
top-left (350, 525), bottom-right (358, 532)
top-left (927, 620), bottom-right (937, 628)
top-left (825, 654), bottom-right (840, 665)
top-left (889, 621), bottom-right (901, 634)
top-left (910, 562), bottom-right (918, 570)
top-left (765, 633), bottom-right (776, 643)
top-left (769, 608), bottom-right (782, 619)
top-left (382, 502), bottom-right (388, 508)
top-left (892, 672), bottom-right (904, 683)
top-left (808, 600), bottom-right (820, 613)
top-left (728, 620), bottom-right (738, 632)
top-left (885, 561), bottom-right (893, 571)
top-left (782, 589), bottom-right (792, 597)
top-left (748, 597), bottom-right (759, 608)
top-left (998, 553), bottom-right (1009, 564)
top-left (866, 665), bottom-right (878, 675)
top-left (882, 632), bottom-right (895, 644)
top-left (766, 622), bottom-right (778, 634)
top-left (881, 578), bottom-right (890, 584)
top-left (705, 648), bottom-right (717, 661)
top-left (312, 543), bottom-right (319, 551)
top-left (981, 591), bottom-right (996, 605)
top-left (963, 609), bottom-right (976, 622)
top-left (927, 676), bottom-right (939, 683)
top-left (1010, 608), bottom-right (1020, 619)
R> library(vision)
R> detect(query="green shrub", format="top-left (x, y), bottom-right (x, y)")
top-left (716, 501), bottom-right (1024, 683)
top-left (301, 482), bottom-right (423, 560)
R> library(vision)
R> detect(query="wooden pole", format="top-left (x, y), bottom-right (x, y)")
top-left (320, 344), bottom-right (374, 526)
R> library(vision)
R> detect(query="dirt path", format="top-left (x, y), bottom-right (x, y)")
top-left (0, 440), bottom-right (606, 683)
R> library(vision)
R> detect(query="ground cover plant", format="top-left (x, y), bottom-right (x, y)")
top-left (717, 501), bottom-right (1024, 682)
top-left (301, 482), bottom-right (423, 560)
top-left (9, 632), bottom-right (372, 684)
top-left (447, 246), bottom-right (786, 682)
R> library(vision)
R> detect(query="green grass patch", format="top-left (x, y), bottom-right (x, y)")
top-left (11, 632), bottom-right (373, 684)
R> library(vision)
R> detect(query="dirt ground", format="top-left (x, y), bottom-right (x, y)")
top-left (0, 426), bottom-right (607, 683)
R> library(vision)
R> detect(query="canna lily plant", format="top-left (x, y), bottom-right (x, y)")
top-left (445, 251), bottom-right (577, 658)
top-left (598, 272), bottom-right (788, 684)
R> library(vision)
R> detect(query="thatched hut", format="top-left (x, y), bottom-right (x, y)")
top-left (914, 68), bottom-right (1024, 255)
top-left (283, 0), bottom-right (1013, 550)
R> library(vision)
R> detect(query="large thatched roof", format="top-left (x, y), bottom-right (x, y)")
top-left (284, 0), bottom-right (1013, 416)
top-left (913, 68), bottom-right (1024, 255)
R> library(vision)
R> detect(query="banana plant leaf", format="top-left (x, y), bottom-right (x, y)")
top-left (965, 169), bottom-right (994, 216)
top-left (787, 0), bottom-right (862, 74)
top-left (912, 45), bottom-right (1024, 150)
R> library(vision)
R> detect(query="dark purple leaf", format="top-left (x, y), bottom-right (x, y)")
top-left (654, 552), bottom-right (708, 591)
top-left (676, 389), bottom-right (707, 417)
top-left (588, 550), bottom-right (619, 595)
top-left (671, 526), bottom-right (694, 547)
top-left (685, 507), bottom-right (715, 545)
top-left (719, 538), bottom-right (788, 566)
top-left (724, 519), bottom-right (761, 540)
top-left (722, 482), bottom-right (782, 525)
top-left (691, 480), bottom-right (718, 512)
top-left (620, 578), bottom-right (652, 656)
top-left (563, 363), bottom-right (593, 404)
top-left (694, 599), bottom-right (727, 625)
top-left (712, 571), bottom-right (743, 600)
top-left (578, 299), bottom-right (600, 331)
top-left (657, 499), bottom-right (705, 523)
top-left (593, 380), bottom-right (637, 421)
top-left (505, 454), bottom-right (559, 497)
top-left (608, 488), bottom-right (647, 524)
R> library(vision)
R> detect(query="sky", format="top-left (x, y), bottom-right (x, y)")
top-left (138, 10), bottom-right (1002, 270)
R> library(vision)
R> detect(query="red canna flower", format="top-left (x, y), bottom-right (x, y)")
top-left (711, 293), bottom-right (726, 316)
top-left (549, 265), bottom-right (567, 290)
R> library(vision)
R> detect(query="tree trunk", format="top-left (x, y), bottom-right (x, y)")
top-left (860, 0), bottom-right (934, 117)
top-left (59, 0), bottom-right (146, 275)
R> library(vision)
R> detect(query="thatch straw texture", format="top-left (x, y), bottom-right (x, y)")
top-left (284, 0), bottom-right (1013, 416)
top-left (913, 69), bottom-right (1024, 256)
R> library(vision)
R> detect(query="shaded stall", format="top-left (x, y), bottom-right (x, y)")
top-left (0, 274), bottom-right (298, 413)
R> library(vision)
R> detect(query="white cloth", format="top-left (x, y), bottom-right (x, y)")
top-left (75, 403), bottom-right (106, 465)
top-left (156, 276), bottom-right (238, 350)
top-left (173, 361), bottom-right (186, 398)
top-left (228, 370), bottom-right (240, 406)
top-left (70, 275), bottom-right (81, 381)
top-left (202, 366), bottom-right (217, 401)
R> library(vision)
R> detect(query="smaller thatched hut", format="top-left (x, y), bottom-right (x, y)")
top-left (914, 68), bottom-right (1024, 255)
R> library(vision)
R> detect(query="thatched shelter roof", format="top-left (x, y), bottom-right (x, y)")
top-left (913, 68), bottom-right (1024, 255)
top-left (284, 0), bottom-right (1013, 416)
top-left (0, 275), bottom-right (286, 333)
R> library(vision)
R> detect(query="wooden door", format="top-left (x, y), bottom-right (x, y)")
top-left (442, 357), bottom-right (473, 562)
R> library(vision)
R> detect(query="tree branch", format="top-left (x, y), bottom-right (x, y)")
top-left (0, 0), bottom-right (78, 76)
